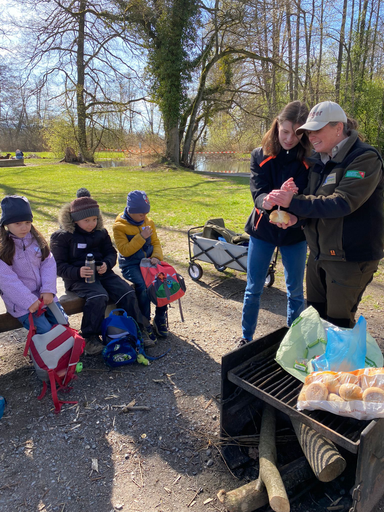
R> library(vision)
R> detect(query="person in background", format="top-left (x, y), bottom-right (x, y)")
top-left (240, 101), bottom-right (312, 347)
top-left (15, 149), bottom-right (24, 159)
top-left (50, 195), bottom-right (150, 355)
top-left (0, 195), bottom-right (68, 333)
top-left (113, 190), bottom-right (168, 341)
top-left (268, 101), bottom-right (384, 328)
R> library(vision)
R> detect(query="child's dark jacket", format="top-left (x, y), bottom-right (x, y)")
top-left (50, 203), bottom-right (117, 288)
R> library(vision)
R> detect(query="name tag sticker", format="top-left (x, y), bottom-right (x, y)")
top-left (323, 173), bottom-right (336, 185)
top-left (77, 243), bottom-right (87, 249)
top-left (345, 170), bottom-right (365, 178)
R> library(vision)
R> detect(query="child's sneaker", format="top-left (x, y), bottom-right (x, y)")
top-left (143, 326), bottom-right (157, 348)
top-left (84, 335), bottom-right (104, 355)
top-left (153, 316), bottom-right (168, 338)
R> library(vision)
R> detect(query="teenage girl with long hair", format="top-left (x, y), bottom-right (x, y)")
top-left (240, 101), bottom-right (312, 346)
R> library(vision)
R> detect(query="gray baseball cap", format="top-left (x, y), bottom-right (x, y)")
top-left (296, 101), bottom-right (347, 134)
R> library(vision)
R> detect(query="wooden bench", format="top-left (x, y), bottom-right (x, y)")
top-left (0, 292), bottom-right (87, 334)
top-left (0, 272), bottom-right (126, 334)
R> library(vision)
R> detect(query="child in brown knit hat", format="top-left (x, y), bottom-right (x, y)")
top-left (50, 195), bottom-right (149, 355)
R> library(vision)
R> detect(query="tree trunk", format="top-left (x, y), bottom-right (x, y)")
top-left (335, 0), bottom-right (348, 103)
top-left (259, 404), bottom-right (290, 512)
top-left (294, 0), bottom-right (301, 99)
top-left (217, 456), bottom-right (313, 512)
top-left (315, 0), bottom-right (324, 103)
top-left (166, 125), bottom-right (180, 164)
top-left (291, 417), bottom-right (346, 482)
top-left (286, 0), bottom-right (293, 101)
top-left (76, 1), bottom-right (94, 163)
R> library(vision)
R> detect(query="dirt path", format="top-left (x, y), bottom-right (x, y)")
top-left (0, 228), bottom-right (383, 512)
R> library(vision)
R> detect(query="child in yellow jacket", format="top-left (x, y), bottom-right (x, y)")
top-left (113, 190), bottom-right (167, 341)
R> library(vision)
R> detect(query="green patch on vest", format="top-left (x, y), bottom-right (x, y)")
top-left (345, 170), bottom-right (365, 179)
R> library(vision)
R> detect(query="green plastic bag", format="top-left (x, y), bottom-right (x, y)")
top-left (275, 306), bottom-right (383, 383)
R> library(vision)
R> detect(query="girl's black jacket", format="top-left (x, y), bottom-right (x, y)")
top-left (244, 146), bottom-right (309, 246)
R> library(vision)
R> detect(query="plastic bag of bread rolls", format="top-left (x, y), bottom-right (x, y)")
top-left (297, 368), bottom-right (384, 420)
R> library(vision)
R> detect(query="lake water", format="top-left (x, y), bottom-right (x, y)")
top-left (97, 155), bottom-right (251, 174)
top-left (194, 156), bottom-right (250, 174)
top-left (97, 157), bottom-right (154, 168)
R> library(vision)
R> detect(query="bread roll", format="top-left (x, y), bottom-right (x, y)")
top-left (328, 373), bottom-right (359, 394)
top-left (270, 209), bottom-right (290, 224)
top-left (305, 382), bottom-right (328, 401)
top-left (362, 387), bottom-right (384, 403)
top-left (305, 372), bottom-right (333, 386)
top-left (298, 385), bottom-right (308, 401)
top-left (339, 383), bottom-right (363, 401)
top-left (328, 393), bottom-right (345, 402)
top-left (361, 372), bottom-right (384, 390)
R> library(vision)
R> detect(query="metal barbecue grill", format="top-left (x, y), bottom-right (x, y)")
top-left (221, 327), bottom-right (384, 512)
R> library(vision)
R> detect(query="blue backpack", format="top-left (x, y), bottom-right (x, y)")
top-left (101, 310), bottom-right (169, 367)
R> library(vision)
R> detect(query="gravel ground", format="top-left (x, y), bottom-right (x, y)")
top-left (1, 227), bottom-right (383, 512)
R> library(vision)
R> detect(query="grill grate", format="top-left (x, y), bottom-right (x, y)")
top-left (227, 351), bottom-right (369, 453)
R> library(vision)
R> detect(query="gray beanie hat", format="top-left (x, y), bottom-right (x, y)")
top-left (0, 195), bottom-right (33, 226)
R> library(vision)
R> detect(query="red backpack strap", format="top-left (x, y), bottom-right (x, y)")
top-left (61, 328), bottom-right (85, 386)
top-left (23, 300), bottom-right (47, 357)
top-left (37, 381), bottom-right (48, 400)
top-left (46, 370), bottom-right (78, 414)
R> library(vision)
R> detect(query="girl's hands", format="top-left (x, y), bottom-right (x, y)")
top-left (97, 262), bottom-right (107, 274)
top-left (268, 189), bottom-right (295, 208)
top-left (40, 293), bottom-right (54, 305)
top-left (263, 178), bottom-right (297, 210)
top-left (281, 178), bottom-right (299, 193)
top-left (141, 226), bottom-right (153, 239)
top-left (150, 257), bottom-right (160, 265)
top-left (262, 194), bottom-right (274, 210)
top-left (29, 299), bottom-right (41, 313)
top-left (80, 265), bottom-right (95, 279)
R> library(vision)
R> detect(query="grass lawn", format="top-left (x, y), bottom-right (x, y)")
top-left (0, 157), bottom-right (253, 239)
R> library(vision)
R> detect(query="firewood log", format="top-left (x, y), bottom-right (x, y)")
top-left (217, 456), bottom-right (313, 512)
top-left (291, 417), bottom-right (346, 482)
top-left (259, 404), bottom-right (290, 512)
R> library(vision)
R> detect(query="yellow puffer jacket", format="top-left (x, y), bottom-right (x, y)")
top-left (113, 212), bottom-right (163, 267)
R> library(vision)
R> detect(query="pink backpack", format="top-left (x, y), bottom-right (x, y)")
top-left (23, 301), bottom-right (85, 413)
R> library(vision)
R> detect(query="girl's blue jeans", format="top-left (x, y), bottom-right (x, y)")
top-left (242, 237), bottom-right (307, 341)
top-left (17, 302), bottom-right (68, 334)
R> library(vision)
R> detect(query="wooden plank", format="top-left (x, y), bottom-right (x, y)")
top-left (0, 293), bottom-right (85, 334)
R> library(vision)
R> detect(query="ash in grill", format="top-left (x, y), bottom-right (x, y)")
top-left (220, 327), bottom-right (384, 512)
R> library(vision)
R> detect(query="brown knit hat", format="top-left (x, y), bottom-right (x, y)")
top-left (70, 197), bottom-right (100, 221)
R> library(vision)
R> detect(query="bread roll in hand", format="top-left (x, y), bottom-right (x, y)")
top-left (270, 209), bottom-right (290, 224)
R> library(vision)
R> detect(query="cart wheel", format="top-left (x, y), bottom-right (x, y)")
top-left (188, 263), bottom-right (203, 281)
top-left (265, 272), bottom-right (275, 287)
top-left (214, 264), bottom-right (227, 272)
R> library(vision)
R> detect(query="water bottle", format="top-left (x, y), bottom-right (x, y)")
top-left (85, 253), bottom-right (95, 283)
